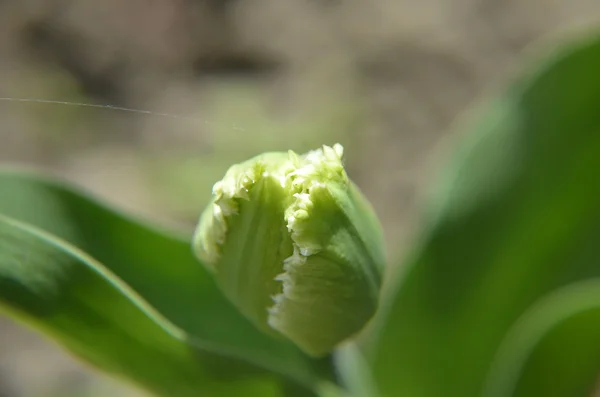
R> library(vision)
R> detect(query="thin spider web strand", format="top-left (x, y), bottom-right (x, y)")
top-left (0, 97), bottom-right (246, 132)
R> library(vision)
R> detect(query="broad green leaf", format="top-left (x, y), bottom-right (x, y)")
top-left (0, 169), bottom-right (334, 395)
top-left (483, 279), bottom-right (600, 397)
top-left (369, 31), bottom-right (600, 397)
top-left (0, 214), bottom-right (279, 396)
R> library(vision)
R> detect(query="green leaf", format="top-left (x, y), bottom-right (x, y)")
top-left (0, 169), bottom-right (333, 396)
top-left (483, 279), bottom-right (600, 397)
top-left (0, 214), bottom-right (279, 397)
top-left (369, 31), bottom-right (600, 397)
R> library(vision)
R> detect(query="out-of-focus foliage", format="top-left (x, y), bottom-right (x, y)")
top-left (483, 279), bottom-right (600, 397)
top-left (369, 31), bottom-right (600, 397)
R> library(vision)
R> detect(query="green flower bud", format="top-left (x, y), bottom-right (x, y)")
top-left (192, 144), bottom-right (385, 357)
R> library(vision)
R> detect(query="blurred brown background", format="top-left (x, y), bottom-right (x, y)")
top-left (0, 0), bottom-right (598, 396)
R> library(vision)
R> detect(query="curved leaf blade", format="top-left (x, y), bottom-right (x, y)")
top-left (483, 279), bottom-right (600, 397)
top-left (0, 214), bottom-right (281, 397)
top-left (369, 31), bottom-right (600, 397)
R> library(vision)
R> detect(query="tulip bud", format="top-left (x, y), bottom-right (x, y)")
top-left (192, 144), bottom-right (385, 357)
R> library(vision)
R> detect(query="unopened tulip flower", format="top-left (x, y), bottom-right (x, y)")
top-left (193, 144), bottom-right (385, 357)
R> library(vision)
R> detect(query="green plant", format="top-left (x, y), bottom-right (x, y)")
top-left (2, 30), bottom-right (600, 397)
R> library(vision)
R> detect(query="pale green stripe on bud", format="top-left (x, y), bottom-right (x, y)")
top-left (193, 144), bottom-right (385, 356)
